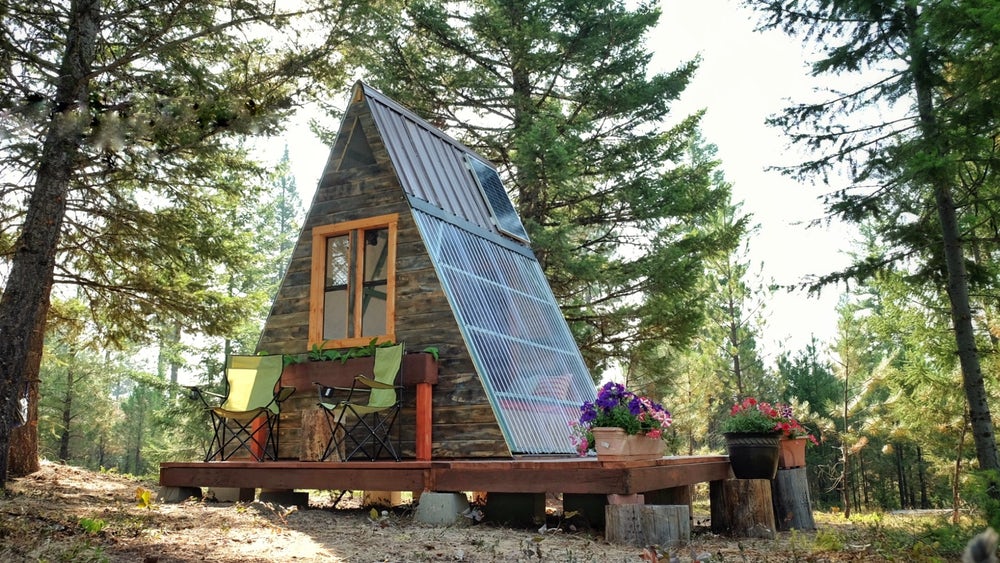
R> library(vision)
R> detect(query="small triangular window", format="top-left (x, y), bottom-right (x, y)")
top-left (338, 119), bottom-right (377, 170)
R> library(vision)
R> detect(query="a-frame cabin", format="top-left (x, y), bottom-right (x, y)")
top-left (258, 82), bottom-right (597, 460)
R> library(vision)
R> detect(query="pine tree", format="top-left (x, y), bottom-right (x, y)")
top-left (356, 0), bottom-right (741, 372)
top-left (0, 0), bottom-right (367, 485)
top-left (745, 0), bottom-right (1000, 481)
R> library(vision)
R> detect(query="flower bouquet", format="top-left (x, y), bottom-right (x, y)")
top-left (775, 403), bottom-right (819, 446)
top-left (570, 382), bottom-right (672, 460)
top-left (721, 397), bottom-right (783, 434)
top-left (774, 403), bottom-right (818, 469)
top-left (721, 397), bottom-right (783, 479)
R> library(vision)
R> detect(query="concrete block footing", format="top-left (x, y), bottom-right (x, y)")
top-left (158, 486), bottom-right (202, 503)
top-left (206, 487), bottom-right (254, 503)
top-left (414, 492), bottom-right (471, 526)
top-left (259, 489), bottom-right (309, 508)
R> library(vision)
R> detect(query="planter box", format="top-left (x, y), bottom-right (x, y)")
top-left (591, 427), bottom-right (665, 462)
top-left (281, 352), bottom-right (439, 389)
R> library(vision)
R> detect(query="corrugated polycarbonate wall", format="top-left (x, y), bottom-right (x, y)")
top-left (413, 210), bottom-right (596, 454)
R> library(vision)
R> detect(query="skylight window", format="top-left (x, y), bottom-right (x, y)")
top-left (466, 156), bottom-right (530, 243)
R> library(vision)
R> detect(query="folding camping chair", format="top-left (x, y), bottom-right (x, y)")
top-left (189, 355), bottom-right (294, 461)
top-left (315, 343), bottom-right (404, 461)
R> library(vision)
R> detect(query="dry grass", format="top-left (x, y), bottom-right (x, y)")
top-left (0, 461), bottom-right (977, 562)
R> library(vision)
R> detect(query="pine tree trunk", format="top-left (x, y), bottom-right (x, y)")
top-left (905, 5), bottom-right (1000, 488)
top-left (7, 377), bottom-right (39, 476)
top-left (841, 365), bottom-right (851, 518)
top-left (59, 367), bottom-right (74, 462)
top-left (953, 410), bottom-right (968, 524)
top-left (896, 445), bottom-right (907, 509)
top-left (918, 446), bottom-right (929, 509)
top-left (859, 448), bottom-right (870, 509)
top-left (8, 269), bottom-right (51, 477)
top-left (0, 0), bottom-right (100, 486)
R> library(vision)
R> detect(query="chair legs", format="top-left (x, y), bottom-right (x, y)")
top-left (206, 412), bottom-right (278, 462)
top-left (320, 406), bottom-right (401, 461)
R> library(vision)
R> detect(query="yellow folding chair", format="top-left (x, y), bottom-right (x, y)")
top-left (189, 355), bottom-right (294, 461)
top-left (315, 343), bottom-right (404, 461)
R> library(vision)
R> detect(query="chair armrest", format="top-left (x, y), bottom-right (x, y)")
top-left (184, 385), bottom-right (223, 408)
top-left (354, 375), bottom-right (403, 390)
top-left (276, 386), bottom-right (295, 402)
top-left (313, 381), bottom-right (353, 391)
top-left (314, 381), bottom-right (352, 401)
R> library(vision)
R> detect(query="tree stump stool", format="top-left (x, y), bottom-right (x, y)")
top-left (710, 479), bottom-right (776, 539)
top-left (605, 504), bottom-right (690, 547)
top-left (299, 409), bottom-right (344, 461)
top-left (772, 467), bottom-right (815, 530)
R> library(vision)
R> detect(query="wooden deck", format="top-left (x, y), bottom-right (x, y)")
top-left (159, 455), bottom-right (732, 495)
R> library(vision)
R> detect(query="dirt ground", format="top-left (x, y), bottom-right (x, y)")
top-left (0, 461), bottom-right (907, 562)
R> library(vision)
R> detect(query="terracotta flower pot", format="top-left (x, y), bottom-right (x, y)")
top-left (591, 427), bottom-right (664, 462)
top-left (724, 432), bottom-right (780, 479)
top-left (778, 436), bottom-right (808, 469)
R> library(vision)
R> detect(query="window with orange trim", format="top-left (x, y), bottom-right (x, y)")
top-left (310, 214), bottom-right (397, 349)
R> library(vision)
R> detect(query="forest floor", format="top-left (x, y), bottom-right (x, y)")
top-left (0, 460), bottom-right (980, 562)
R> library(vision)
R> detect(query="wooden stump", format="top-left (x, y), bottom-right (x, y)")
top-left (710, 479), bottom-right (775, 539)
top-left (771, 467), bottom-right (816, 530)
top-left (299, 409), bottom-right (343, 461)
top-left (605, 505), bottom-right (690, 547)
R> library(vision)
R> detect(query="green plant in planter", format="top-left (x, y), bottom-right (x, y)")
top-left (309, 341), bottom-right (346, 362)
top-left (721, 397), bottom-right (783, 434)
top-left (283, 340), bottom-right (440, 366)
top-left (341, 337), bottom-right (392, 362)
top-left (283, 338), bottom-right (394, 366)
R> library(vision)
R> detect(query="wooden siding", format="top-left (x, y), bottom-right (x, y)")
top-left (257, 96), bottom-right (509, 460)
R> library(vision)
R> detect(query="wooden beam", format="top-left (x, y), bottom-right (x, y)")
top-left (416, 382), bottom-right (432, 460)
top-left (159, 456), bottom-right (731, 498)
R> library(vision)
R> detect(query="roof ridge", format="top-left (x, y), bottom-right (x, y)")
top-left (354, 81), bottom-right (496, 170)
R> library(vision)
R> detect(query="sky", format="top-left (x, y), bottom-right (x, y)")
top-left (277, 0), bottom-right (854, 365)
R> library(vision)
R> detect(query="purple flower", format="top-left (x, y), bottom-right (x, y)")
top-left (627, 397), bottom-right (642, 416)
top-left (570, 383), bottom-right (673, 450)
top-left (579, 402), bottom-right (597, 424)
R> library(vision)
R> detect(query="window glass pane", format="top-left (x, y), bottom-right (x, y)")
top-left (361, 284), bottom-right (387, 336)
top-left (362, 228), bottom-right (389, 282)
top-left (326, 235), bottom-right (350, 287)
top-left (323, 289), bottom-right (348, 340)
top-left (359, 228), bottom-right (389, 336)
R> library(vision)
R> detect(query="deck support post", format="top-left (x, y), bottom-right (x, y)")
top-left (484, 492), bottom-right (545, 527)
top-left (416, 382), bottom-right (432, 460)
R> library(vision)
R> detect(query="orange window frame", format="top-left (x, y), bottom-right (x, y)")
top-left (309, 214), bottom-right (398, 349)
